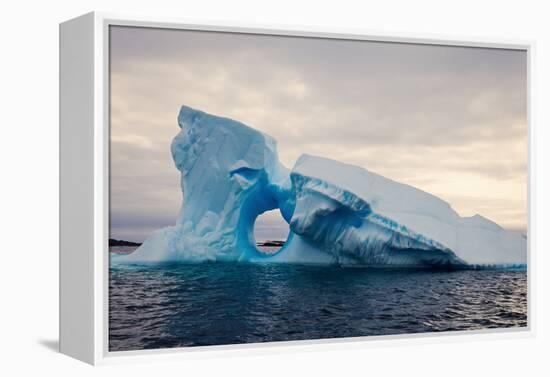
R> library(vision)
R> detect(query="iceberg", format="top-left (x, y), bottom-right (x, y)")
top-left (119, 106), bottom-right (527, 268)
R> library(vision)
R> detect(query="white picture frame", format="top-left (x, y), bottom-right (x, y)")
top-left (59, 11), bottom-right (535, 365)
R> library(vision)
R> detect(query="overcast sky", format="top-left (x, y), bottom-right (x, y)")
top-left (109, 26), bottom-right (527, 243)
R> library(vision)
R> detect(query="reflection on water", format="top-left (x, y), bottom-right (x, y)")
top-left (109, 257), bottom-right (527, 351)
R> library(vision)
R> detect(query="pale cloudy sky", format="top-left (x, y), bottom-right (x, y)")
top-left (109, 26), bottom-right (527, 243)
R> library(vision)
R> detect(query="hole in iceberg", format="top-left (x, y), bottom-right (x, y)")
top-left (253, 209), bottom-right (290, 254)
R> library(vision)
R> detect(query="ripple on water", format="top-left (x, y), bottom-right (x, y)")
top-left (109, 262), bottom-right (527, 351)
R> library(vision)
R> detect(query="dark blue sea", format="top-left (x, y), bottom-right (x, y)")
top-left (109, 255), bottom-right (527, 351)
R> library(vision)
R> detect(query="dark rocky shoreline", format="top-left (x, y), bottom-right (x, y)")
top-left (109, 238), bottom-right (142, 247)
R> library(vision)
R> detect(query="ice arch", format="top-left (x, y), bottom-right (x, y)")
top-left (227, 165), bottom-right (293, 259)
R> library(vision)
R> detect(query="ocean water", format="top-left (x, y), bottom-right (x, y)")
top-left (109, 255), bottom-right (527, 351)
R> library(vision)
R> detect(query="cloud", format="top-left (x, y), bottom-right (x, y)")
top-left (109, 26), bottom-right (527, 242)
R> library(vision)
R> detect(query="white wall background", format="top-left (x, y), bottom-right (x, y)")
top-left (0, 0), bottom-right (548, 375)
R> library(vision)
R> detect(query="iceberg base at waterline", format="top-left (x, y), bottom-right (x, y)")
top-left (117, 106), bottom-right (527, 269)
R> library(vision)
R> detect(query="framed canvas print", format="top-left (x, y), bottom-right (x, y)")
top-left (59, 12), bottom-right (533, 365)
